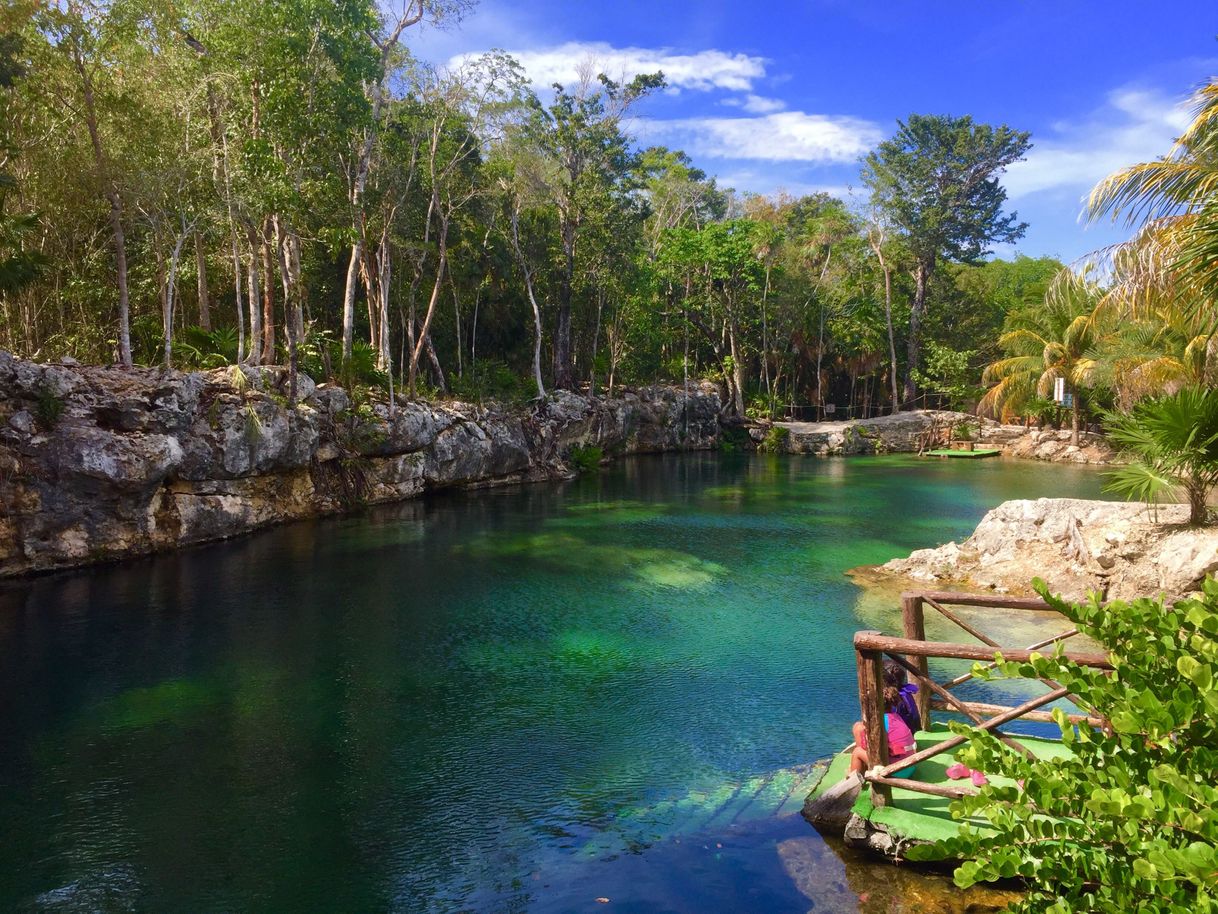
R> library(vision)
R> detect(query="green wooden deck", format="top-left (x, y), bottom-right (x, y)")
top-left (923, 447), bottom-right (1002, 459)
top-left (805, 724), bottom-right (1071, 845)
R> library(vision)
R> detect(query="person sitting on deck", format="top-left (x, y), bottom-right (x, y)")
top-left (848, 683), bottom-right (917, 779)
top-left (883, 659), bottom-right (921, 735)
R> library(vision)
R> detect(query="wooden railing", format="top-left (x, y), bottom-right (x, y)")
top-left (853, 591), bottom-right (1113, 807)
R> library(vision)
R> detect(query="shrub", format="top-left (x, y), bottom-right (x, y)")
top-left (909, 578), bottom-right (1218, 913)
top-left (568, 444), bottom-right (604, 473)
top-left (1104, 386), bottom-right (1218, 525)
top-left (718, 424), bottom-right (752, 453)
top-left (177, 325), bottom-right (240, 368)
top-left (449, 360), bottom-right (536, 406)
top-left (33, 384), bottom-right (65, 430)
top-left (757, 425), bottom-right (789, 453)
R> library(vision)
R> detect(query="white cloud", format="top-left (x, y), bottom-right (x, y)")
top-left (1004, 86), bottom-right (1192, 199)
top-left (722, 93), bottom-right (787, 114)
top-left (638, 111), bottom-right (884, 163)
top-left (450, 41), bottom-right (768, 93)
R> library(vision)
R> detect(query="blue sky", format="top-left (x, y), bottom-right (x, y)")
top-left (410, 0), bottom-right (1218, 262)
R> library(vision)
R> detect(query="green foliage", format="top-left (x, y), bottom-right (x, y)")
top-left (914, 341), bottom-right (983, 411)
top-left (177, 326), bottom-right (240, 369)
top-left (981, 269), bottom-right (1102, 423)
top-left (952, 420), bottom-right (975, 442)
top-left (717, 424), bottom-right (752, 453)
top-left (909, 579), bottom-right (1218, 913)
top-left (449, 360), bottom-right (536, 406)
top-left (746, 392), bottom-right (785, 421)
top-left (1104, 386), bottom-right (1218, 524)
top-left (862, 114), bottom-right (1031, 267)
top-left (33, 384), bottom-right (65, 430)
top-left (299, 331), bottom-right (384, 387)
top-left (568, 444), bottom-right (604, 473)
top-left (757, 425), bottom-right (790, 453)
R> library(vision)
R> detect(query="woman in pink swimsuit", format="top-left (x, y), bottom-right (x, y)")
top-left (848, 684), bottom-right (918, 778)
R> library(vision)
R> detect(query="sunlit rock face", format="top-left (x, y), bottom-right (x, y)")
top-left (0, 352), bottom-right (721, 577)
top-left (777, 411), bottom-right (971, 456)
top-left (875, 497), bottom-right (1218, 603)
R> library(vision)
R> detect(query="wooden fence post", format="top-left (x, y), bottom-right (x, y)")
top-left (901, 594), bottom-right (931, 730)
top-left (856, 638), bottom-right (891, 807)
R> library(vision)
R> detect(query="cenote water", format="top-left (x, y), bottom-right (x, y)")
top-left (0, 454), bottom-right (1109, 913)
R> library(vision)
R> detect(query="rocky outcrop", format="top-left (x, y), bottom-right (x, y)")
top-left (0, 353), bottom-right (720, 578)
top-left (980, 424), bottom-right (1116, 464)
top-left (773, 413), bottom-right (1118, 463)
top-left (871, 497), bottom-right (1218, 603)
top-left (775, 411), bottom-right (970, 456)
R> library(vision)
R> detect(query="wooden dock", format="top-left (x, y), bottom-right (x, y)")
top-left (803, 591), bottom-right (1111, 860)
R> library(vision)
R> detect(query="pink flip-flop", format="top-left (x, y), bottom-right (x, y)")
top-left (946, 763), bottom-right (970, 780)
top-left (970, 770), bottom-right (989, 787)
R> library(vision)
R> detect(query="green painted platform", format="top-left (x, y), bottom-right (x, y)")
top-left (923, 447), bottom-right (1002, 459)
top-left (806, 724), bottom-right (1072, 845)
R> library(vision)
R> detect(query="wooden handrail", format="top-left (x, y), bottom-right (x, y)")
top-left (900, 590), bottom-right (1055, 612)
top-left (869, 775), bottom-right (976, 800)
top-left (854, 630), bottom-right (1112, 668)
top-left (884, 652), bottom-right (1037, 760)
top-left (929, 698), bottom-right (1103, 727)
top-left (852, 592), bottom-right (1108, 810)
top-left (941, 627), bottom-right (1080, 689)
top-left (869, 686), bottom-right (1071, 780)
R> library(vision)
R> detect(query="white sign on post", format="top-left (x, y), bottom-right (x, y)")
top-left (1054, 377), bottom-right (1065, 404)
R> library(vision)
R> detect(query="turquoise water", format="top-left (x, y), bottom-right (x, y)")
top-left (0, 454), bottom-right (1107, 912)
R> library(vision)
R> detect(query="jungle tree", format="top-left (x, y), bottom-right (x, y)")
top-left (863, 114), bottom-right (1030, 401)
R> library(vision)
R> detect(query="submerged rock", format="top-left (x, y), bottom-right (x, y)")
top-left (0, 352), bottom-right (721, 577)
top-left (871, 497), bottom-right (1217, 603)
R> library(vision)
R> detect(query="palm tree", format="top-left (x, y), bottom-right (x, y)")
top-left (1092, 311), bottom-right (1213, 410)
top-left (1104, 387), bottom-right (1218, 525)
top-left (979, 268), bottom-right (1102, 445)
top-left (1088, 79), bottom-right (1218, 327)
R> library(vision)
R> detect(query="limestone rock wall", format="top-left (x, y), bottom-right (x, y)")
top-left (0, 353), bottom-right (720, 578)
top-left (872, 497), bottom-right (1218, 603)
top-left (775, 411), bottom-right (970, 456)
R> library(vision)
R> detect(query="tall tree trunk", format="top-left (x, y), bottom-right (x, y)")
top-left (259, 221), bottom-right (276, 364)
top-left (341, 3), bottom-right (424, 364)
top-left (761, 264), bottom-right (772, 401)
top-left (244, 227), bottom-right (262, 364)
top-left (377, 229), bottom-right (392, 373)
top-left (589, 286), bottom-right (604, 398)
top-left (553, 218), bottom-right (575, 389)
top-left (869, 233), bottom-right (901, 413)
top-left (273, 217), bottom-right (299, 404)
top-left (1070, 390), bottom-right (1080, 447)
top-left (906, 260), bottom-right (931, 403)
top-left (509, 207), bottom-right (546, 399)
top-left (424, 333), bottom-right (446, 393)
top-left (408, 209), bottom-right (449, 396)
top-left (231, 231), bottom-right (245, 360)
top-left (195, 231), bottom-right (211, 331)
top-left (75, 49), bottom-right (131, 366)
top-left (341, 233), bottom-right (364, 364)
top-left (728, 314), bottom-right (745, 418)
top-left (162, 229), bottom-right (189, 368)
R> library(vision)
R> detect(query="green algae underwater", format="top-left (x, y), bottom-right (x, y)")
top-left (0, 453), bottom-right (1107, 913)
